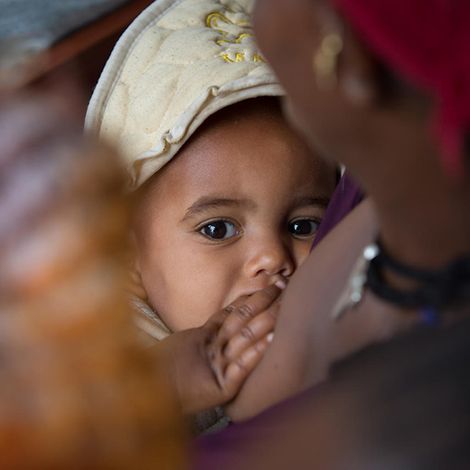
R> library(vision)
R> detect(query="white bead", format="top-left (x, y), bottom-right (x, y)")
top-left (363, 244), bottom-right (379, 260)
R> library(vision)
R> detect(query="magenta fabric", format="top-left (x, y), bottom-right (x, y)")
top-left (334, 0), bottom-right (470, 178)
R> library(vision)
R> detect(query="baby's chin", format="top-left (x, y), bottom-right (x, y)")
top-left (150, 297), bottom-right (222, 332)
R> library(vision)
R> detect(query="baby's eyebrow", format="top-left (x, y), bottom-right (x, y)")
top-left (182, 197), bottom-right (256, 221)
top-left (291, 196), bottom-right (331, 209)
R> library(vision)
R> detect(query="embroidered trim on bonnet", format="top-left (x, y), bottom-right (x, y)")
top-left (128, 2), bottom-right (276, 187)
top-left (206, 9), bottom-right (265, 63)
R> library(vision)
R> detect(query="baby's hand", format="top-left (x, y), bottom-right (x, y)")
top-left (206, 285), bottom-right (282, 402)
top-left (160, 285), bottom-right (281, 415)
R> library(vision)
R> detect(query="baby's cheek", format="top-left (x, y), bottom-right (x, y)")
top-left (186, 277), bottom-right (234, 327)
top-left (142, 267), bottom-right (183, 330)
top-left (164, 285), bottom-right (217, 331)
top-left (157, 253), bottom-right (236, 330)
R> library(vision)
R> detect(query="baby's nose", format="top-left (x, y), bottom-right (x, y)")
top-left (243, 237), bottom-right (295, 279)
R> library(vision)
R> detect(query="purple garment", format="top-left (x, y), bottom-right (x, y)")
top-left (312, 172), bottom-right (364, 249)
top-left (192, 174), bottom-right (363, 469)
top-left (192, 386), bottom-right (324, 470)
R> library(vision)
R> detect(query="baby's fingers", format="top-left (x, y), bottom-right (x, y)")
top-left (223, 335), bottom-right (273, 394)
top-left (216, 285), bottom-right (281, 344)
top-left (207, 285), bottom-right (281, 392)
top-left (223, 308), bottom-right (277, 362)
top-left (203, 286), bottom-right (278, 337)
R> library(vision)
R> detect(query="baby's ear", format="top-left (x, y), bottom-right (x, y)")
top-left (125, 231), bottom-right (148, 301)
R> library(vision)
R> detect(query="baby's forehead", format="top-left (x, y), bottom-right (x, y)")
top-left (144, 128), bottom-right (331, 206)
top-left (182, 97), bottom-right (285, 144)
top-left (135, 97), bottom-right (336, 213)
top-left (140, 98), bottom-right (285, 185)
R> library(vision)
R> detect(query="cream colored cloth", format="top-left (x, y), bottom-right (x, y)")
top-left (85, 0), bottom-right (284, 189)
top-left (130, 294), bottom-right (171, 341)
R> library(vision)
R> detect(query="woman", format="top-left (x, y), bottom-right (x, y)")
top-left (194, 0), bottom-right (470, 466)
top-left (222, 0), bottom-right (470, 420)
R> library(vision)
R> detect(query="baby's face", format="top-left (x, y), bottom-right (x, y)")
top-left (133, 100), bottom-right (336, 331)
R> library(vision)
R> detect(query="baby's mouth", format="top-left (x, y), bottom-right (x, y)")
top-left (226, 275), bottom-right (289, 307)
top-left (241, 275), bottom-right (289, 297)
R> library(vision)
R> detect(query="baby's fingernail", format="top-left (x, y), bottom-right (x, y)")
top-left (274, 278), bottom-right (287, 289)
top-left (266, 332), bottom-right (274, 343)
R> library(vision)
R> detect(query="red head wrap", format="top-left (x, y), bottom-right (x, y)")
top-left (334, 0), bottom-right (470, 177)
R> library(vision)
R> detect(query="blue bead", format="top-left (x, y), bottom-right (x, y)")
top-left (420, 306), bottom-right (440, 326)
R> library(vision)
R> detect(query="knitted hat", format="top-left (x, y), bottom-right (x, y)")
top-left (85, 0), bottom-right (283, 188)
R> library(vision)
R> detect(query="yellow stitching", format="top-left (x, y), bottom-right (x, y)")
top-left (216, 32), bottom-right (253, 46)
top-left (222, 52), bottom-right (246, 63)
top-left (206, 10), bottom-right (265, 64)
top-left (222, 51), bottom-right (265, 63)
top-left (206, 10), bottom-right (250, 28)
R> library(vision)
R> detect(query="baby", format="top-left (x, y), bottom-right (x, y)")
top-left (86, 0), bottom-right (336, 426)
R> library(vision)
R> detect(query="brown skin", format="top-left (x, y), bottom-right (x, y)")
top-left (221, 0), bottom-right (470, 420)
top-left (134, 98), bottom-right (336, 332)
top-left (226, 198), bottom-right (396, 419)
top-left (154, 285), bottom-right (282, 415)
top-left (133, 98), bottom-right (337, 414)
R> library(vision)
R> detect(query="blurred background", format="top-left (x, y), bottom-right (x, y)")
top-left (0, 0), bottom-right (153, 105)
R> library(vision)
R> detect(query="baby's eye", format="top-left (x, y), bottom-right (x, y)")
top-left (288, 218), bottom-right (320, 239)
top-left (199, 220), bottom-right (240, 241)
